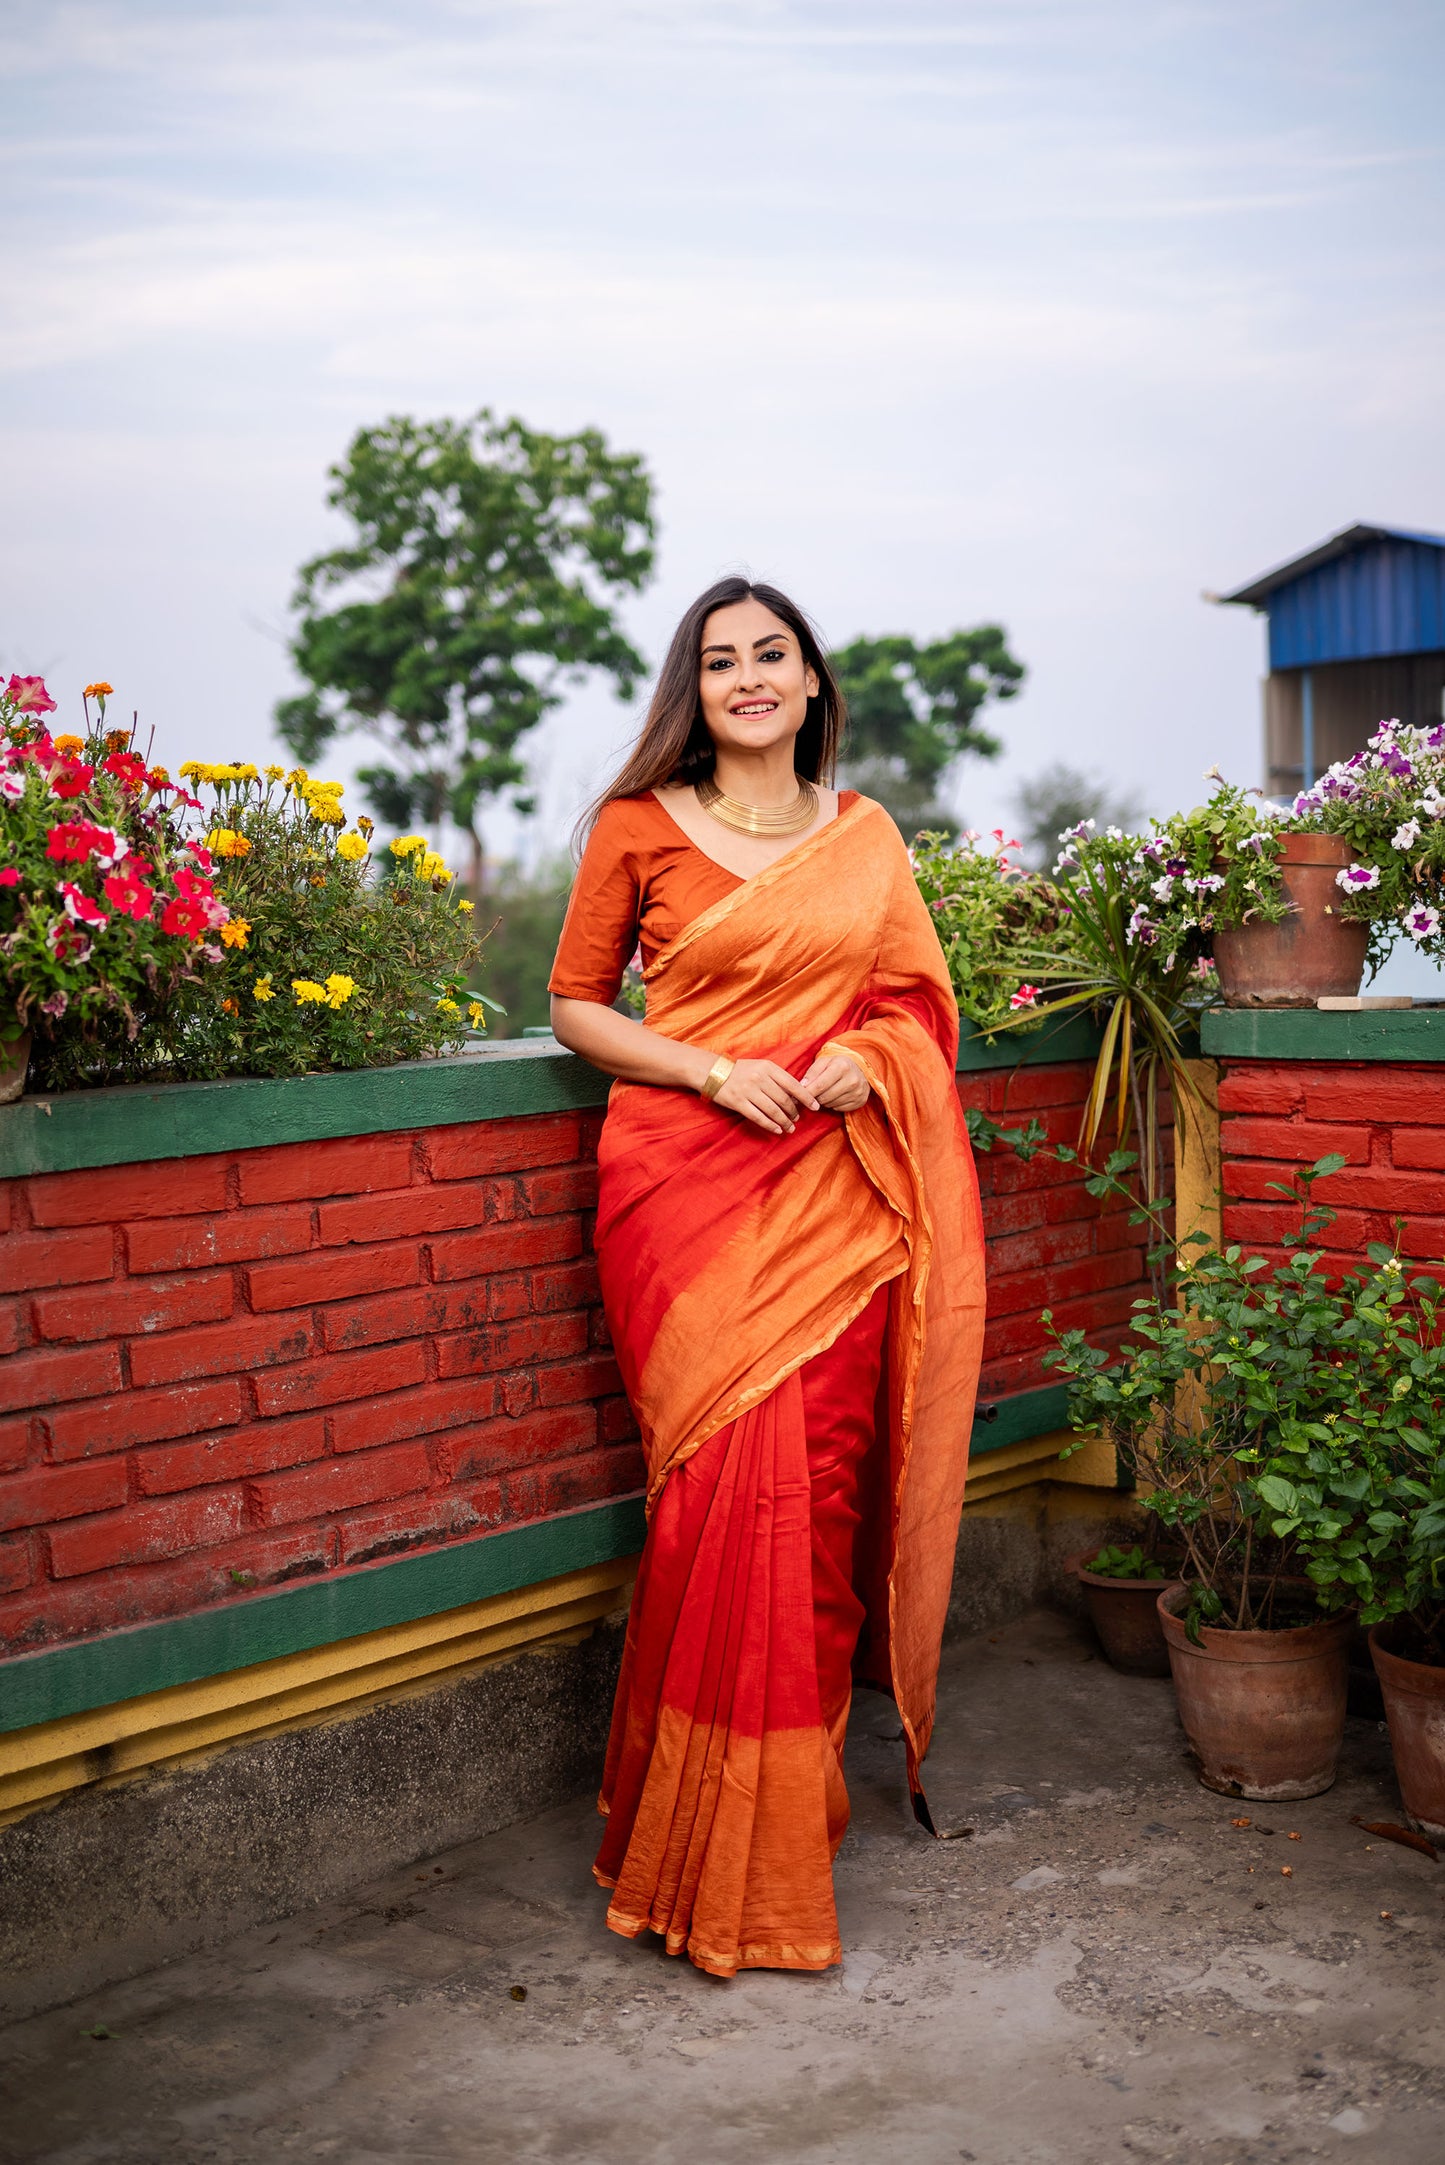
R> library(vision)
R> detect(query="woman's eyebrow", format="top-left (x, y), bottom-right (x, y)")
top-left (700, 641), bottom-right (738, 656)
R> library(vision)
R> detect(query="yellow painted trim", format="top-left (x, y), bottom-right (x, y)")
top-left (1175, 1055), bottom-right (1222, 1257)
top-left (962, 1427), bottom-right (1116, 1505)
top-left (0, 1558), bottom-right (636, 1824)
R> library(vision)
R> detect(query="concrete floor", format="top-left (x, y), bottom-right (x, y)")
top-left (2, 1609), bottom-right (1443, 2165)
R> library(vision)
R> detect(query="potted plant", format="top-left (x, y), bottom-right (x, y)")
top-left (1044, 1154), bottom-right (1415, 1801)
top-left (1065, 1541), bottom-right (1180, 1677)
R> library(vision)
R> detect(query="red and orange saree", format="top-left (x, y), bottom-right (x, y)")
top-left (590, 796), bottom-right (985, 1977)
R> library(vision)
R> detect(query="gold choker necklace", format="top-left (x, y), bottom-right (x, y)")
top-left (695, 773), bottom-right (819, 837)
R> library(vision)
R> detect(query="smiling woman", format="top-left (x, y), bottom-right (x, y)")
top-left (547, 577), bottom-right (986, 1978)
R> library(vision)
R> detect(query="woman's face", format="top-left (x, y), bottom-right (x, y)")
top-left (696, 596), bottom-right (820, 760)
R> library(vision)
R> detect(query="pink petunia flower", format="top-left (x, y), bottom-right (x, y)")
top-left (1010, 984), bottom-right (1040, 1010)
top-left (6, 674), bottom-right (56, 716)
top-left (59, 882), bottom-right (109, 929)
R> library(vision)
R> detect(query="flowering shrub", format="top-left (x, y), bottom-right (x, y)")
top-left (0, 678), bottom-right (229, 1088)
top-left (153, 768), bottom-right (487, 1079)
top-left (1292, 717), bottom-right (1445, 973)
top-left (909, 826), bottom-right (1068, 1032)
top-left (1074, 776), bottom-right (1287, 972)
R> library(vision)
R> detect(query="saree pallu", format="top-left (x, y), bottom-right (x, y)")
top-left (592, 797), bottom-right (986, 1976)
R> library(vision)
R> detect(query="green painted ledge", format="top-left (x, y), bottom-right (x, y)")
top-left (0, 1020), bottom-right (1105, 1180)
top-left (0, 1385), bottom-right (1068, 1732)
top-left (1201, 1006), bottom-right (1445, 1064)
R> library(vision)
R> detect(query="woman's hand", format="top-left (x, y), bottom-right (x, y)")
top-left (798, 1052), bottom-right (870, 1113)
top-left (712, 1058), bottom-right (820, 1136)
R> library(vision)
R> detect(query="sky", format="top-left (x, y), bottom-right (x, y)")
top-left (3, 0), bottom-right (1443, 868)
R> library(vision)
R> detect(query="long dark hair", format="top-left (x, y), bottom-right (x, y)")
top-left (577, 576), bottom-right (845, 847)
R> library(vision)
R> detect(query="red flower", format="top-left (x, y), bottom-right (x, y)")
top-left (103, 868), bottom-right (156, 922)
top-left (58, 881), bottom-right (109, 929)
top-left (0, 868), bottom-right (20, 888)
top-left (6, 675), bottom-right (56, 716)
top-left (159, 894), bottom-right (208, 938)
top-left (102, 750), bottom-right (149, 790)
top-left (49, 761), bottom-right (95, 800)
top-left (46, 821), bottom-right (105, 864)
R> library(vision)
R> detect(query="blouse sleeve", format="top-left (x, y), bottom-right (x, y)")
top-left (547, 802), bottom-right (643, 1003)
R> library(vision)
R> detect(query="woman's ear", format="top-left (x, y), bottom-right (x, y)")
top-left (804, 666), bottom-right (820, 699)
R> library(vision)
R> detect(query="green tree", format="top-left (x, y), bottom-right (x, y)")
top-left (276, 411), bottom-right (655, 889)
top-left (831, 628), bottom-right (1024, 835)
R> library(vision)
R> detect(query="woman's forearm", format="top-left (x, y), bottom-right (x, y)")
top-left (549, 994), bottom-right (716, 1093)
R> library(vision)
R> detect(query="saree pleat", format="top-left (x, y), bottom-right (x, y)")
top-left (587, 798), bottom-right (987, 1976)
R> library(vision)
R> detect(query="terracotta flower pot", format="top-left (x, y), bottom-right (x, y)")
top-left (0, 1031), bottom-right (29, 1107)
top-left (1213, 833), bottom-right (1369, 1009)
top-left (1066, 1550), bottom-right (1179, 1677)
top-left (1158, 1585), bottom-right (1353, 1799)
top-left (1369, 1624), bottom-right (1445, 1840)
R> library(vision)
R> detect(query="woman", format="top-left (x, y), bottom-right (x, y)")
top-left (548, 576), bottom-right (985, 1979)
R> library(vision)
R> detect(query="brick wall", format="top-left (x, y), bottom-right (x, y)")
top-left (1220, 1059), bottom-right (1445, 1271)
top-left (0, 1110), bottom-right (640, 1653)
top-left (956, 1060), bottom-right (1152, 1401)
top-left (0, 1063), bottom-right (1146, 1657)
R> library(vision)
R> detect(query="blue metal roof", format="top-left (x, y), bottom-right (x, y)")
top-left (1217, 523), bottom-right (1445, 670)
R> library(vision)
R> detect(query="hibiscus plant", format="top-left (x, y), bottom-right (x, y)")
top-left (0, 676), bottom-right (229, 1088)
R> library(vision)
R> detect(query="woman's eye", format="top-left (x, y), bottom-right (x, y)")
top-left (704, 657), bottom-right (733, 672)
top-left (759, 647), bottom-right (785, 663)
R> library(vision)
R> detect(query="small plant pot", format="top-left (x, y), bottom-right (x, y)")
top-left (1369, 1624), bottom-right (1445, 1840)
top-left (0, 1031), bottom-right (30, 1106)
top-left (1213, 834), bottom-right (1368, 1008)
top-left (1066, 1550), bottom-right (1178, 1677)
top-left (1158, 1585), bottom-right (1353, 1800)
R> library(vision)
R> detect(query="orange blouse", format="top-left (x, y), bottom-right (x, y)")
top-left (548, 792), bottom-right (859, 1003)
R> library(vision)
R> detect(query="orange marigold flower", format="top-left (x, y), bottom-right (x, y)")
top-left (221, 997), bottom-right (239, 1016)
top-left (220, 917), bottom-right (251, 950)
top-left (104, 728), bottom-right (131, 753)
top-left (83, 682), bottom-right (114, 700)
top-left (52, 734), bottom-right (85, 757)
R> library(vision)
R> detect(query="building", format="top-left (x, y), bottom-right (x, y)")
top-left (1216, 522), bottom-right (1445, 799)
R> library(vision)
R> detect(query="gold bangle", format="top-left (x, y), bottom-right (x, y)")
top-left (700, 1054), bottom-right (735, 1102)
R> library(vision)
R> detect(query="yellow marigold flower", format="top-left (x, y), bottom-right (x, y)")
top-left (420, 850), bottom-right (450, 882)
top-left (83, 682), bottom-right (114, 700)
top-left (324, 972), bottom-right (357, 1009)
top-left (253, 975), bottom-right (275, 1002)
top-left (234, 762), bottom-right (259, 781)
top-left (357, 815), bottom-right (375, 838)
top-left (220, 917), bottom-right (251, 950)
top-left (53, 733), bottom-right (85, 756)
top-left (437, 996), bottom-right (460, 1016)
top-left (336, 831), bottom-right (369, 861)
top-left (286, 766), bottom-right (308, 788)
top-left (468, 1001), bottom-right (486, 1030)
top-left (456, 898), bottom-right (475, 913)
top-left (389, 833), bottom-right (426, 858)
top-left (206, 827), bottom-right (252, 859)
top-left (292, 979), bottom-right (327, 1005)
top-left (265, 763), bottom-right (285, 781)
top-left (179, 760), bottom-right (204, 781)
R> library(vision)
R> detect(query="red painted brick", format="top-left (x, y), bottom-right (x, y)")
top-left (0, 1303), bottom-right (19, 1358)
top-left (422, 1114), bottom-right (581, 1181)
top-left (43, 1377), bottom-right (247, 1462)
top-left (26, 1155), bottom-right (229, 1227)
top-left (0, 1534), bottom-right (32, 1595)
top-left (1220, 1115), bottom-right (1369, 1165)
top-left (246, 1242), bottom-right (419, 1314)
top-left (337, 1489), bottom-right (491, 1566)
top-left (0, 1183), bottom-right (11, 1235)
top-left (1216, 1068), bottom-right (1305, 1117)
top-left (0, 1342), bottom-right (122, 1417)
top-left (0, 1525), bottom-right (335, 1652)
top-left (1278, 1165), bottom-right (1442, 1214)
top-left (426, 1216), bottom-right (583, 1284)
top-left (0, 1456), bottom-right (128, 1534)
top-left (516, 1165), bottom-right (598, 1214)
top-left (988, 1064), bottom-right (1098, 1113)
top-left (530, 1259), bottom-right (600, 1313)
top-left (129, 1315), bottom-right (314, 1390)
top-left (0, 1228), bottom-right (113, 1297)
top-left (32, 1269), bottom-right (233, 1345)
top-left (252, 1341), bottom-right (428, 1417)
top-left (435, 1312), bottom-right (589, 1381)
top-left (319, 1181), bottom-right (491, 1248)
top-left (486, 1271), bottom-right (535, 1321)
top-left (1223, 1200), bottom-right (1382, 1254)
top-left (328, 1374), bottom-right (501, 1454)
top-left (442, 1404), bottom-right (597, 1483)
top-left (237, 1133), bottom-right (415, 1206)
top-left (125, 1206), bottom-right (313, 1273)
top-left (505, 1449), bottom-right (641, 1522)
top-left (1392, 1130), bottom-right (1445, 1172)
top-left (136, 1414), bottom-right (326, 1496)
top-left (48, 1485), bottom-right (248, 1578)
top-left (600, 1394), bottom-right (639, 1444)
top-left (1302, 1069), bottom-right (1445, 1125)
top-left (0, 1418), bottom-right (29, 1475)
top-left (251, 1441), bottom-right (432, 1527)
top-left (986, 1249), bottom-right (1142, 1322)
top-left (535, 1355), bottom-right (622, 1408)
top-left (983, 1222), bottom-right (1096, 1281)
top-left (320, 1280), bottom-right (519, 1352)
